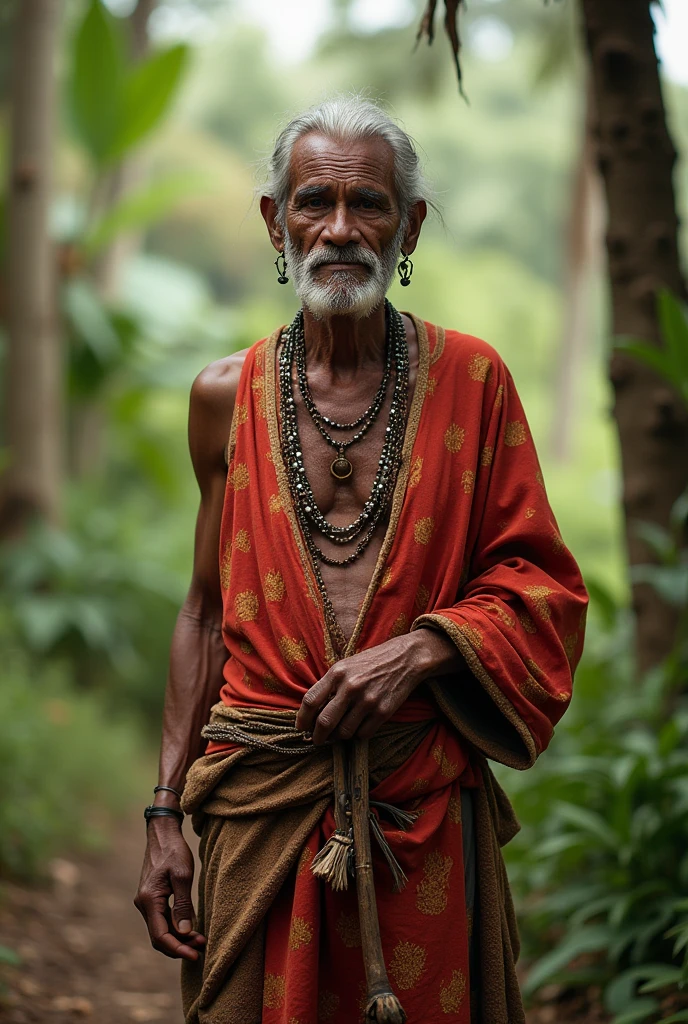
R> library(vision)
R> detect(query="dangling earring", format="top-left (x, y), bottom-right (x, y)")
top-left (397, 251), bottom-right (413, 287)
top-left (275, 251), bottom-right (288, 284)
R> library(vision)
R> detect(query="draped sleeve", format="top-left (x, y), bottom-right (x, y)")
top-left (411, 354), bottom-right (589, 770)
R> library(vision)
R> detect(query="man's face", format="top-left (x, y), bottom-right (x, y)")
top-left (281, 133), bottom-right (405, 319)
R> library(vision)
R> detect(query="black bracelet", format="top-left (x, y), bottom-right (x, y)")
top-left (153, 784), bottom-right (182, 798)
top-left (144, 805), bottom-right (184, 826)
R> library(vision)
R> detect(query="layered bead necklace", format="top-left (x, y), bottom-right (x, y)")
top-left (295, 315), bottom-right (394, 481)
top-left (279, 300), bottom-right (409, 621)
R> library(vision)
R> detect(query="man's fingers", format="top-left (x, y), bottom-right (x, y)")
top-left (155, 931), bottom-right (200, 960)
top-left (312, 691), bottom-right (350, 745)
top-left (335, 701), bottom-right (369, 741)
top-left (147, 902), bottom-right (200, 961)
top-left (296, 673), bottom-right (336, 733)
top-left (170, 868), bottom-right (196, 935)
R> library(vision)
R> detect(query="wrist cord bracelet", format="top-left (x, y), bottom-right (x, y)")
top-left (153, 784), bottom-right (183, 798)
top-left (144, 805), bottom-right (184, 826)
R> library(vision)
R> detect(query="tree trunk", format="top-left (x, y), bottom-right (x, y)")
top-left (1, 0), bottom-right (62, 535)
top-left (550, 79), bottom-right (604, 462)
top-left (579, 0), bottom-right (688, 674)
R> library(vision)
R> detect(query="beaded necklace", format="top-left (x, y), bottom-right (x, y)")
top-left (295, 314), bottom-right (394, 480)
top-left (278, 301), bottom-right (409, 649)
top-left (279, 300), bottom-right (408, 555)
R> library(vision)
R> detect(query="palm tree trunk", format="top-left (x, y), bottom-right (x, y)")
top-left (1, 0), bottom-right (63, 535)
top-left (579, 0), bottom-right (688, 673)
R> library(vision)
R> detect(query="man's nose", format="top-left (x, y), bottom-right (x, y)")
top-left (319, 203), bottom-right (362, 247)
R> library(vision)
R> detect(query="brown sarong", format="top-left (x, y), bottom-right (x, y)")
top-left (180, 708), bottom-right (524, 1024)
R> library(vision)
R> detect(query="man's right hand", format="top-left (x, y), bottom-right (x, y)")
top-left (134, 818), bottom-right (206, 961)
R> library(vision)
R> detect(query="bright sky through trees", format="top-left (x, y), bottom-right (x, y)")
top-left (231, 0), bottom-right (688, 82)
top-left (105, 0), bottom-right (687, 84)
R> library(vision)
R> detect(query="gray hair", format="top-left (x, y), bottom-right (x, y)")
top-left (263, 95), bottom-right (435, 227)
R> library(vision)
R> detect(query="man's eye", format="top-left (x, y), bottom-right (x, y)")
top-left (307, 198), bottom-right (325, 208)
top-left (358, 200), bottom-right (376, 210)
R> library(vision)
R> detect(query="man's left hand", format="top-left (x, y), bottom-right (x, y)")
top-left (295, 629), bottom-right (455, 744)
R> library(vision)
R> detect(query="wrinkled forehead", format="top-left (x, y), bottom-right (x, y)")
top-left (288, 132), bottom-right (397, 200)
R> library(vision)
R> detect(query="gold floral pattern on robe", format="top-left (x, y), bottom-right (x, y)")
top-left (389, 941), bottom-right (427, 990)
top-left (416, 850), bottom-right (453, 915)
top-left (440, 970), bottom-right (466, 1013)
top-left (234, 590), bottom-right (259, 621)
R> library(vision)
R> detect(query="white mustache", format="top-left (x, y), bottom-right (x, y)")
top-left (303, 246), bottom-right (378, 271)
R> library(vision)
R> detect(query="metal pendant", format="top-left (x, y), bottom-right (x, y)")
top-left (331, 453), bottom-right (353, 480)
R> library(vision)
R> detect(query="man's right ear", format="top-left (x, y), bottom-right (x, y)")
top-left (260, 196), bottom-right (285, 252)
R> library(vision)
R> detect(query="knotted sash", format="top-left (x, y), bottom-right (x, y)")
top-left (180, 707), bottom-right (432, 1024)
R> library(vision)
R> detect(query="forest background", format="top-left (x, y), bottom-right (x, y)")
top-left (1, 1), bottom-right (688, 1021)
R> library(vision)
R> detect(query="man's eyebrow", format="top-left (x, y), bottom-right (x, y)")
top-left (292, 184), bottom-right (392, 205)
top-left (353, 187), bottom-right (390, 206)
top-left (293, 184), bottom-right (329, 204)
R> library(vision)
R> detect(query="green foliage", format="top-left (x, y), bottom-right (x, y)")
top-left (83, 172), bottom-right (207, 257)
top-left (509, 631), bottom-right (688, 1021)
top-left (0, 641), bottom-right (146, 879)
top-left (616, 290), bottom-right (688, 407)
top-left (68, 0), bottom-right (189, 167)
top-left (0, 514), bottom-right (184, 712)
top-left (69, 0), bottom-right (124, 164)
top-left (114, 43), bottom-right (188, 161)
top-left (64, 277), bottom-right (137, 399)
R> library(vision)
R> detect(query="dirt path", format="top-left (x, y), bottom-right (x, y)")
top-left (0, 814), bottom-right (198, 1024)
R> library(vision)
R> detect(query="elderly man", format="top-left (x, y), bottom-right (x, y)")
top-left (135, 97), bottom-right (587, 1024)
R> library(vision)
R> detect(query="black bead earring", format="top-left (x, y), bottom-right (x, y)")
top-left (275, 251), bottom-right (288, 284)
top-left (397, 251), bottom-right (413, 287)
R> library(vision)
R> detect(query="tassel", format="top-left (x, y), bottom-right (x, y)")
top-left (369, 813), bottom-right (408, 893)
top-left (311, 828), bottom-right (353, 891)
top-left (365, 991), bottom-right (407, 1023)
top-left (370, 800), bottom-right (418, 831)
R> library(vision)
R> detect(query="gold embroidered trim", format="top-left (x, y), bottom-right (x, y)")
top-left (412, 612), bottom-right (537, 769)
top-left (429, 324), bottom-right (446, 366)
top-left (225, 383), bottom-right (243, 466)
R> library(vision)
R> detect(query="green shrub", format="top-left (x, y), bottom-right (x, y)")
top-left (504, 599), bottom-right (688, 1022)
top-left (0, 646), bottom-right (147, 879)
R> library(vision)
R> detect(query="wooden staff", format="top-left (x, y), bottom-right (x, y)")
top-left (350, 738), bottom-right (407, 1024)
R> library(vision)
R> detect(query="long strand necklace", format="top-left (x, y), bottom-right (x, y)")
top-left (279, 300), bottom-right (409, 568)
top-left (294, 311), bottom-right (394, 480)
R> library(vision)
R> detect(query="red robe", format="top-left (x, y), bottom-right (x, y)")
top-left (205, 316), bottom-right (588, 1023)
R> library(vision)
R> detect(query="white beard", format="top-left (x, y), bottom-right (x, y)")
top-left (283, 226), bottom-right (404, 320)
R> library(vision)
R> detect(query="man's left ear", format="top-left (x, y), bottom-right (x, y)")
top-left (401, 200), bottom-right (427, 257)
